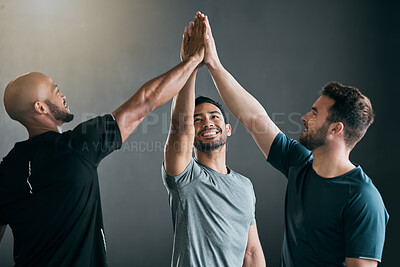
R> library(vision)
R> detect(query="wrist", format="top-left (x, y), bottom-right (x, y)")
top-left (187, 53), bottom-right (203, 65)
top-left (206, 58), bottom-right (223, 72)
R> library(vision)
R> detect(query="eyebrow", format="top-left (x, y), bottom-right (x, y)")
top-left (194, 111), bottom-right (222, 117)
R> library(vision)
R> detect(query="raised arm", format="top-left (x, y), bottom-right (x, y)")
top-left (164, 13), bottom-right (204, 176)
top-left (112, 14), bottom-right (205, 143)
top-left (202, 15), bottom-right (280, 158)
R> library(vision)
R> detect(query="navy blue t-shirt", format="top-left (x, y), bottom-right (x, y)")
top-left (267, 132), bottom-right (389, 266)
top-left (0, 115), bottom-right (121, 267)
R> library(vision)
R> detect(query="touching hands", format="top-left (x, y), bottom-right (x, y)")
top-left (181, 11), bottom-right (206, 63)
top-left (202, 14), bottom-right (221, 69)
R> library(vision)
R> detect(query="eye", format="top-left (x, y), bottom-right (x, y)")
top-left (194, 118), bottom-right (201, 122)
top-left (211, 115), bottom-right (219, 119)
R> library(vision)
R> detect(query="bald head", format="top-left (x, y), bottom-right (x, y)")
top-left (4, 72), bottom-right (73, 133)
top-left (4, 72), bottom-right (54, 123)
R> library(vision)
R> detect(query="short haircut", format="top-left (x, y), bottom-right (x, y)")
top-left (195, 96), bottom-right (228, 123)
top-left (321, 82), bottom-right (374, 149)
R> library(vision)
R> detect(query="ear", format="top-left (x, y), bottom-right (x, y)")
top-left (226, 123), bottom-right (232, 137)
top-left (33, 101), bottom-right (48, 115)
top-left (330, 122), bottom-right (344, 135)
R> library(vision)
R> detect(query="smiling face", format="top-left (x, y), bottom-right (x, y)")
top-left (4, 72), bottom-right (74, 127)
top-left (193, 102), bottom-right (231, 152)
top-left (42, 76), bottom-right (74, 123)
top-left (299, 95), bottom-right (335, 150)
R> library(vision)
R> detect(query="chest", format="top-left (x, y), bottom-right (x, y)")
top-left (179, 175), bottom-right (255, 224)
top-left (286, 167), bottom-right (349, 233)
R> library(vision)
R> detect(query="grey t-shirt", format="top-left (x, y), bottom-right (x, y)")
top-left (162, 158), bottom-right (256, 267)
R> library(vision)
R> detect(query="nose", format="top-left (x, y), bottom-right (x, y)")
top-left (202, 117), bottom-right (214, 128)
top-left (301, 112), bottom-right (309, 123)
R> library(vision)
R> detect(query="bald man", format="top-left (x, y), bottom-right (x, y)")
top-left (0, 14), bottom-right (205, 266)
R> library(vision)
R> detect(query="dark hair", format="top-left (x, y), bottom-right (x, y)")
top-left (321, 82), bottom-right (374, 148)
top-left (195, 96), bottom-right (228, 123)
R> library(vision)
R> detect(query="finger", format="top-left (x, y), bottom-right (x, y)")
top-left (199, 13), bottom-right (206, 36)
top-left (183, 26), bottom-right (189, 44)
top-left (188, 21), bottom-right (194, 37)
top-left (194, 13), bottom-right (200, 34)
top-left (204, 15), bottom-right (212, 37)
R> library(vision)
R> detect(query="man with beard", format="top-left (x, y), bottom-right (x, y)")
top-left (200, 13), bottom-right (388, 267)
top-left (162, 12), bottom-right (265, 267)
top-left (0, 12), bottom-right (205, 266)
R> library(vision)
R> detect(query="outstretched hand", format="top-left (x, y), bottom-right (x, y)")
top-left (203, 14), bottom-right (221, 69)
top-left (181, 11), bottom-right (206, 63)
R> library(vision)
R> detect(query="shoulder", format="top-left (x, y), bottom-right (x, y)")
top-left (162, 157), bottom-right (205, 189)
top-left (345, 167), bottom-right (387, 213)
top-left (229, 169), bottom-right (254, 189)
top-left (347, 168), bottom-right (380, 197)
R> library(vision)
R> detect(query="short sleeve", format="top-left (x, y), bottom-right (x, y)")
top-left (343, 185), bottom-right (389, 261)
top-left (162, 158), bottom-right (203, 190)
top-left (267, 132), bottom-right (312, 177)
top-left (62, 114), bottom-right (122, 166)
top-left (250, 187), bottom-right (256, 226)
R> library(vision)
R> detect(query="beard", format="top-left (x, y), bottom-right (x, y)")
top-left (45, 100), bottom-right (74, 123)
top-left (299, 121), bottom-right (330, 150)
top-left (194, 129), bottom-right (227, 152)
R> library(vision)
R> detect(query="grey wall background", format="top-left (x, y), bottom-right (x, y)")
top-left (0, 0), bottom-right (398, 266)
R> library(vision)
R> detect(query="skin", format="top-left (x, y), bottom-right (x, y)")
top-left (164, 12), bottom-right (266, 267)
top-left (2, 11), bottom-right (206, 252)
top-left (201, 13), bottom-right (377, 267)
top-left (3, 13), bottom-right (205, 142)
top-left (4, 72), bottom-right (71, 138)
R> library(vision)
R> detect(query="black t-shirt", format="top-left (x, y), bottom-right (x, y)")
top-left (0, 114), bottom-right (122, 267)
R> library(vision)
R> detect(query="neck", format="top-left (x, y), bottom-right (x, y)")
top-left (194, 145), bottom-right (227, 174)
top-left (26, 120), bottom-right (61, 139)
top-left (311, 143), bottom-right (355, 178)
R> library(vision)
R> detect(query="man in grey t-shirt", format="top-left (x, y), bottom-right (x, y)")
top-left (162, 12), bottom-right (265, 267)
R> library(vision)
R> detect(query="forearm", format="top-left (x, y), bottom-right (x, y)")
top-left (208, 63), bottom-right (275, 131)
top-left (164, 70), bottom-right (197, 176)
top-left (113, 56), bottom-right (201, 142)
top-left (208, 62), bottom-right (280, 157)
top-left (170, 70), bottom-right (197, 131)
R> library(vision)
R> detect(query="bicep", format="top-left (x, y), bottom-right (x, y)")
top-left (164, 130), bottom-right (194, 176)
top-left (112, 106), bottom-right (147, 143)
top-left (345, 258), bottom-right (378, 267)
